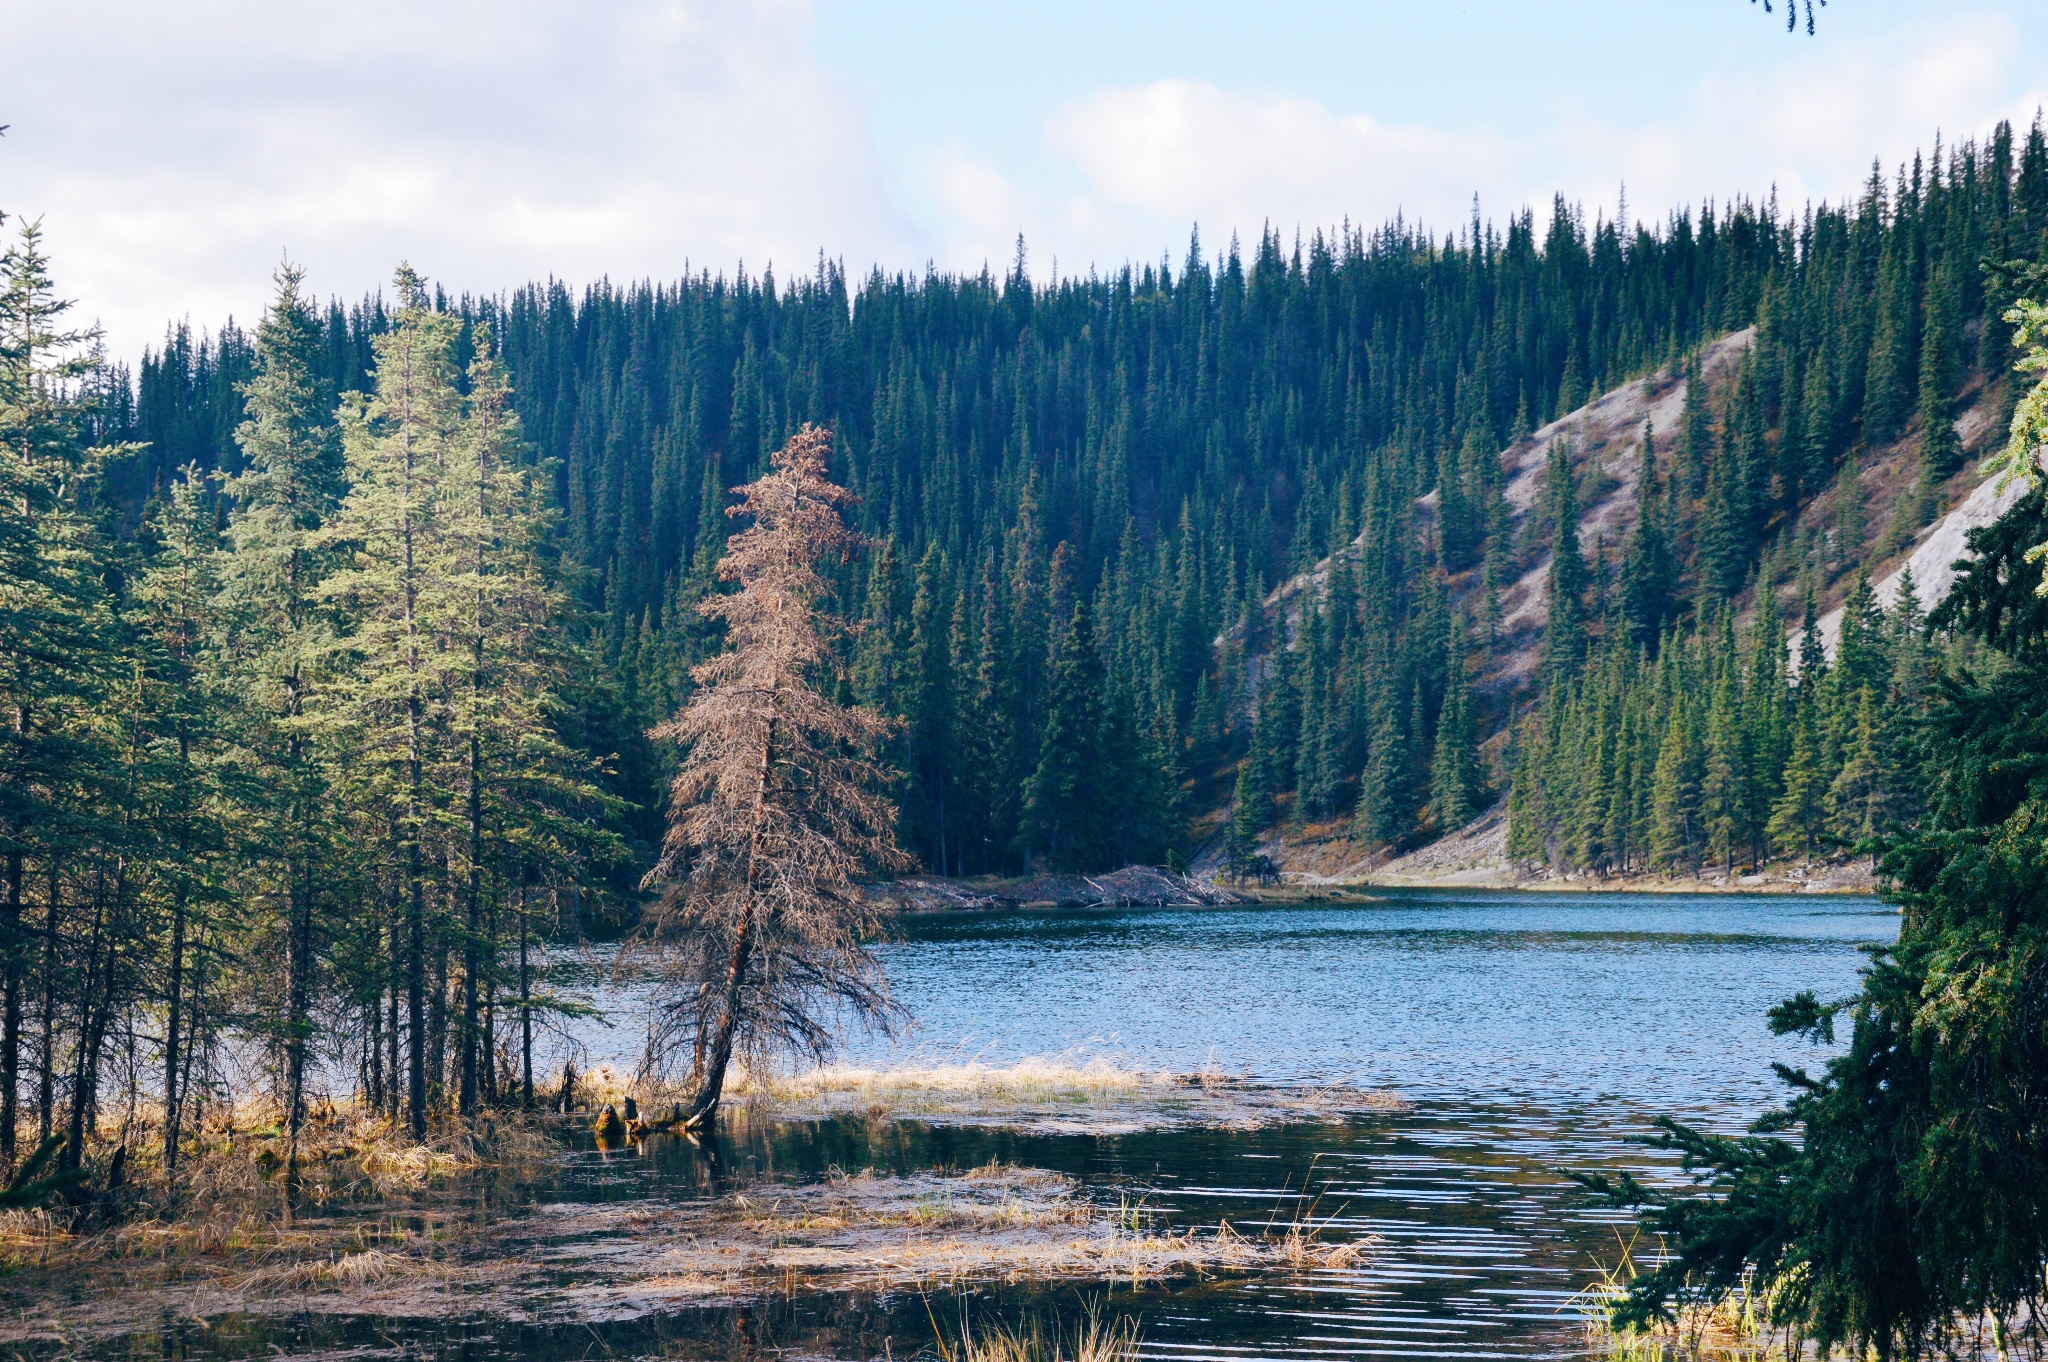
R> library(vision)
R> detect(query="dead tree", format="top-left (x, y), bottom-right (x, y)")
top-left (640, 425), bottom-right (908, 1128)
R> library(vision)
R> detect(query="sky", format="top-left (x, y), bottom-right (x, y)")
top-left (3, 0), bottom-right (2047, 362)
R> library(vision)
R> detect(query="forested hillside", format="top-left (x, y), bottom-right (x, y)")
top-left (104, 120), bottom-right (2048, 883)
top-left (6, 111), bottom-right (2048, 1172)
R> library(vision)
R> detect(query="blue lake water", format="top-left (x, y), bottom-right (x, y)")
top-left (844, 889), bottom-right (1897, 1118)
top-left (53, 889), bottom-right (1897, 1361)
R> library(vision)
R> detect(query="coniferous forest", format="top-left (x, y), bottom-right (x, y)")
top-left (5, 115), bottom-right (2048, 1173)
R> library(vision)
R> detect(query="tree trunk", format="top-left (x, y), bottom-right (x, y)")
top-left (684, 702), bottom-right (779, 1130)
top-left (65, 860), bottom-right (113, 1173)
top-left (481, 887), bottom-right (497, 1107)
top-left (2, 693), bottom-right (24, 1167)
top-left (162, 878), bottom-right (187, 1178)
top-left (684, 915), bottom-right (754, 1128)
top-left (284, 866), bottom-right (312, 1181)
top-left (1, 841), bottom-right (20, 1168)
top-left (406, 833), bottom-right (426, 1140)
top-left (519, 869), bottom-right (533, 1110)
top-left (459, 726), bottom-right (482, 1117)
top-left (366, 995), bottom-right (383, 1112)
top-left (428, 921), bottom-right (448, 1113)
top-left (38, 860), bottom-right (57, 1143)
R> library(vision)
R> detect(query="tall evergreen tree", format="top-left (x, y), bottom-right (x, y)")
top-left (1020, 602), bottom-right (1109, 871)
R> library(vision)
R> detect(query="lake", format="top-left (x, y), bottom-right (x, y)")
top-left (56, 888), bottom-right (1897, 1361)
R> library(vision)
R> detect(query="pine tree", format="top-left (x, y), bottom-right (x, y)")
top-left (1228, 749), bottom-right (1267, 876)
top-left (641, 425), bottom-right (908, 1127)
top-left (1020, 601), bottom-right (1109, 871)
top-left (319, 266), bottom-right (466, 1139)
top-left (1916, 258), bottom-right (1964, 483)
top-left (0, 218), bottom-right (115, 1165)
top-left (1649, 692), bottom-right (1703, 874)
top-left (128, 467), bottom-right (239, 1178)
top-left (1540, 439), bottom-right (1587, 682)
top-left (218, 260), bottom-right (341, 1167)
top-left (1355, 684), bottom-right (1408, 848)
top-left (1766, 702), bottom-right (1827, 859)
top-left (902, 547), bottom-right (956, 873)
top-left (1826, 686), bottom-right (1888, 847)
top-left (1430, 620), bottom-right (1481, 829)
top-left (1619, 420), bottom-right (1678, 650)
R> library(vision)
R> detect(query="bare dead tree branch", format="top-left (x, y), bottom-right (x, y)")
top-left (636, 424), bottom-right (910, 1127)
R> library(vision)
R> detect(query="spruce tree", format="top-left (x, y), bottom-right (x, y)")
top-left (1430, 619), bottom-right (1481, 830)
top-left (1619, 420), bottom-right (1678, 650)
top-left (319, 266), bottom-right (465, 1139)
top-left (1539, 439), bottom-right (1587, 682)
top-left (1355, 684), bottom-right (1408, 848)
top-left (1649, 692), bottom-right (1703, 874)
top-left (219, 260), bottom-right (342, 1166)
top-left (1766, 702), bottom-right (1827, 860)
top-left (641, 425), bottom-right (907, 1128)
top-left (0, 219), bottom-right (114, 1165)
top-left (1916, 259), bottom-right (1963, 483)
top-left (1020, 601), bottom-right (1109, 871)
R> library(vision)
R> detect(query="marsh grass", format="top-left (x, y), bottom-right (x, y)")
top-left (928, 1299), bottom-right (1144, 1362)
top-left (1572, 1233), bottom-right (1789, 1361)
top-left (717, 1048), bottom-right (1408, 1133)
top-left (0, 1094), bottom-right (565, 1282)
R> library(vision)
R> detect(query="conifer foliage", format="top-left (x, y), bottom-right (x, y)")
top-left (0, 239), bottom-right (623, 1185)
top-left (1574, 485), bottom-right (2048, 1358)
top-left (103, 117), bottom-right (2048, 879)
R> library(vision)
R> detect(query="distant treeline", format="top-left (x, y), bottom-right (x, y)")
top-left (98, 121), bottom-right (2048, 883)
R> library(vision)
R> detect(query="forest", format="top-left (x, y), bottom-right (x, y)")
top-left (4, 114), bottom-right (2048, 1175)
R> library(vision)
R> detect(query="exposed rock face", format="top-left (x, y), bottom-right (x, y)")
top-left (1791, 462), bottom-right (2030, 669)
top-left (870, 866), bottom-right (1244, 914)
top-left (1190, 325), bottom-right (2009, 890)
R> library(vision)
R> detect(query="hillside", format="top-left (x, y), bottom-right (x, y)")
top-left (1195, 325), bottom-right (2020, 891)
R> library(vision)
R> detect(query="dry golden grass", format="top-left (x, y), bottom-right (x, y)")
top-left (941, 1307), bottom-right (1143, 1362)
top-left (511, 1159), bottom-right (1376, 1316)
top-left (0, 1095), bottom-right (566, 1284)
top-left (3, 1139), bottom-right (1375, 1348)
top-left (719, 1050), bottom-right (1409, 1133)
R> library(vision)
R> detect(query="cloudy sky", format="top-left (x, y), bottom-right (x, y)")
top-left (4, 0), bottom-right (2046, 360)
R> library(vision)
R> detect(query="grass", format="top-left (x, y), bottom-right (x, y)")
top-left (1571, 1232), bottom-right (1790, 1361)
top-left (720, 1047), bottom-right (1408, 1133)
top-left (2, 1058), bottom-right (1398, 1346)
top-left (930, 1300), bottom-right (1143, 1362)
top-left (0, 1094), bottom-right (564, 1282)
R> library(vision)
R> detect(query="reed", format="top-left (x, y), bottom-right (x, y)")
top-left (1573, 1233), bottom-right (1789, 1361)
top-left (931, 1305), bottom-right (1143, 1362)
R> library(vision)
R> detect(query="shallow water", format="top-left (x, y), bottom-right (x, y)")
top-left (50, 889), bottom-right (1896, 1361)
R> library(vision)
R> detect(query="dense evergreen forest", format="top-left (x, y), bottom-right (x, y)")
top-left (4, 116), bottom-right (2048, 1164)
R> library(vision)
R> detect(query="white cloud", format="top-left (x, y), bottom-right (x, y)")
top-left (6, 1), bottom-right (2045, 361)
top-left (0, 0), bottom-right (916, 359)
top-left (1035, 14), bottom-right (2048, 267)
top-left (1051, 80), bottom-right (1507, 247)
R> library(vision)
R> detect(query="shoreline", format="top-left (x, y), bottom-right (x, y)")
top-left (870, 861), bottom-right (1884, 916)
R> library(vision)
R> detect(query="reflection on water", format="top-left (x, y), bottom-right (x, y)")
top-left (54, 890), bottom-right (1895, 1361)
